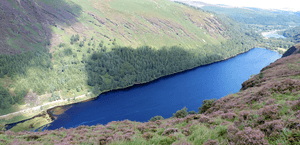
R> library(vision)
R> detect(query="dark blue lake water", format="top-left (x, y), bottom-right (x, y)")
top-left (45, 48), bottom-right (281, 130)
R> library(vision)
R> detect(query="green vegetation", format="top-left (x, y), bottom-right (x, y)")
top-left (0, 86), bottom-right (12, 109)
top-left (1, 51), bottom-right (300, 144)
top-left (0, 7), bottom-right (259, 116)
top-left (199, 5), bottom-right (300, 26)
top-left (149, 116), bottom-right (164, 122)
top-left (0, 0), bottom-right (266, 132)
top-left (173, 107), bottom-right (188, 118)
top-left (279, 26), bottom-right (300, 43)
top-left (198, 99), bottom-right (216, 114)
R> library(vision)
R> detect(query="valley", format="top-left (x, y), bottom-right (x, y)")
top-left (0, 0), bottom-right (299, 144)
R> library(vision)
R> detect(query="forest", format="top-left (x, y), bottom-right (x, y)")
top-left (278, 26), bottom-right (300, 43)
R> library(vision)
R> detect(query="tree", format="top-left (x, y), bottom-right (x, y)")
top-left (198, 99), bottom-right (216, 114)
top-left (0, 86), bottom-right (11, 109)
top-left (79, 41), bottom-right (84, 47)
top-left (99, 41), bottom-right (104, 47)
top-left (173, 107), bottom-right (188, 118)
top-left (149, 115), bottom-right (164, 121)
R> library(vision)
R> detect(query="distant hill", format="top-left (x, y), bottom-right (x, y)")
top-left (279, 26), bottom-right (300, 43)
top-left (174, 0), bottom-right (300, 26)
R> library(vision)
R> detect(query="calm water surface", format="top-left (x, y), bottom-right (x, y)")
top-left (45, 48), bottom-right (281, 130)
top-left (265, 33), bottom-right (285, 38)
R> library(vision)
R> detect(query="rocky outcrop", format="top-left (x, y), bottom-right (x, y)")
top-left (282, 43), bottom-right (300, 58)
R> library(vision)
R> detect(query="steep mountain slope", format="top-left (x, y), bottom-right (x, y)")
top-left (1, 0), bottom-right (231, 55)
top-left (1, 45), bottom-right (299, 145)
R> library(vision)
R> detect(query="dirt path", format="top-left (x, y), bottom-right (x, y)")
top-left (0, 93), bottom-right (90, 120)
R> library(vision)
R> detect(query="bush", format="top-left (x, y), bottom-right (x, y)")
top-left (259, 73), bottom-right (264, 79)
top-left (287, 129), bottom-right (300, 144)
top-left (92, 86), bottom-right (100, 95)
top-left (63, 48), bottom-right (72, 56)
top-left (58, 43), bottom-right (65, 48)
top-left (0, 86), bottom-right (12, 109)
top-left (198, 99), bottom-right (216, 114)
top-left (188, 111), bottom-right (197, 115)
top-left (79, 41), bottom-right (84, 47)
top-left (76, 86), bottom-right (81, 92)
top-left (49, 92), bottom-right (60, 102)
top-left (291, 101), bottom-right (300, 111)
top-left (173, 107), bottom-right (188, 118)
top-left (149, 115), bottom-right (164, 122)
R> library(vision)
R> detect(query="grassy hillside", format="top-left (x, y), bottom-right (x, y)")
top-left (0, 45), bottom-right (300, 144)
top-left (0, 0), bottom-right (259, 131)
top-left (0, 0), bottom-right (232, 54)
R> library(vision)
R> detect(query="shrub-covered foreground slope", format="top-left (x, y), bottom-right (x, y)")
top-left (1, 46), bottom-right (300, 144)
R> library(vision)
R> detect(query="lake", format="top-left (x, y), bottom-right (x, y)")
top-left (43, 48), bottom-right (281, 130)
top-left (265, 33), bottom-right (285, 39)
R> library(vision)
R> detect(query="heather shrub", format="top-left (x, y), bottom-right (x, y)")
top-left (173, 107), bottom-right (188, 118)
top-left (221, 112), bottom-right (237, 121)
top-left (149, 116), bottom-right (164, 122)
top-left (198, 99), bottom-right (216, 114)
top-left (258, 120), bottom-right (283, 139)
top-left (287, 129), bottom-right (300, 144)
top-left (230, 127), bottom-right (268, 145)
top-left (162, 128), bottom-right (179, 136)
top-left (203, 139), bottom-right (219, 145)
top-left (168, 118), bottom-right (185, 125)
top-left (257, 105), bottom-right (280, 120)
top-left (198, 115), bottom-right (210, 123)
top-left (265, 98), bottom-right (276, 105)
top-left (136, 124), bottom-right (146, 133)
top-left (285, 119), bottom-right (300, 130)
top-left (238, 110), bottom-right (254, 121)
top-left (182, 127), bottom-right (192, 136)
top-left (147, 125), bottom-right (158, 132)
top-left (291, 100), bottom-right (300, 111)
top-left (210, 110), bottom-right (224, 117)
top-left (142, 132), bottom-right (153, 140)
top-left (184, 115), bottom-right (193, 123)
top-left (294, 110), bottom-right (300, 119)
top-left (226, 125), bottom-right (239, 142)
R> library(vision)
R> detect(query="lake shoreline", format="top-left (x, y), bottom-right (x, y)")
top-left (3, 47), bottom-right (274, 131)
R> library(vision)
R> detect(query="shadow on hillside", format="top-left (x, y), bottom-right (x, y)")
top-left (85, 46), bottom-right (224, 95)
top-left (0, 0), bottom-right (82, 55)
